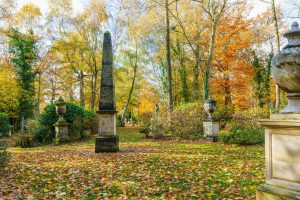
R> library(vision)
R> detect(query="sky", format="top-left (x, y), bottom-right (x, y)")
top-left (17, 0), bottom-right (270, 15)
top-left (16, 0), bottom-right (298, 25)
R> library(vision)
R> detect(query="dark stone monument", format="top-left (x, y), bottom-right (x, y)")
top-left (95, 31), bottom-right (119, 153)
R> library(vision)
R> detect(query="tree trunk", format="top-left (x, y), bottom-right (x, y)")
top-left (121, 62), bottom-right (138, 125)
top-left (224, 75), bottom-right (232, 106)
top-left (193, 46), bottom-right (200, 102)
top-left (37, 72), bottom-right (42, 114)
top-left (204, 22), bottom-right (217, 100)
top-left (90, 73), bottom-right (97, 110)
top-left (272, 0), bottom-right (281, 110)
top-left (166, 0), bottom-right (173, 112)
top-left (79, 70), bottom-right (85, 108)
top-left (179, 56), bottom-right (189, 103)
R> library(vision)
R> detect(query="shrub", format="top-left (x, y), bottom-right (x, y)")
top-left (168, 103), bottom-right (204, 139)
top-left (83, 109), bottom-right (98, 135)
top-left (53, 137), bottom-right (71, 146)
top-left (220, 125), bottom-right (264, 145)
top-left (0, 141), bottom-right (9, 169)
top-left (36, 101), bottom-right (87, 144)
top-left (138, 112), bottom-right (152, 136)
top-left (0, 112), bottom-right (9, 137)
top-left (116, 115), bottom-right (124, 127)
top-left (15, 134), bottom-right (34, 148)
top-left (25, 118), bottom-right (38, 134)
top-left (34, 126), bottom-right (53, 144)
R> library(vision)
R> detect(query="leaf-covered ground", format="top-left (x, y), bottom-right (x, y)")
top-left (0, 127), bottom-right (265, 199)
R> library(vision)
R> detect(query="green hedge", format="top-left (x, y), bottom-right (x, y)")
top-left (0, 112), bottom-right (9, 137)
top-left (35, 102), bottom-right (96, 144)
top-left (220, 125), bottom-right (264, 145)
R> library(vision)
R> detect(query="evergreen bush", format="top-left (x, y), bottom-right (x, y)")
top-left (220, 125), bottom-right (264, 145)
top-left (0, 112), bottom-right (9, 137)
top-left (35, 101), bottom-right (96, 144)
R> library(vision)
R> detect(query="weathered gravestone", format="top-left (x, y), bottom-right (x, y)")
top-left (95, 31), bottom-right (119, 153)
top-left (257, 22), bottom-right (300, 200)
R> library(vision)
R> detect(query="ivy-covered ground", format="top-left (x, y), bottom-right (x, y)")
top-left (0, 127), bottom-right (265, 199)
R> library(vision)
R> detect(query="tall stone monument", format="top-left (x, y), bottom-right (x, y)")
top-left (95, 31), bottom-right (119, 153)
top-left (257, 22), bottom-right (300, 199)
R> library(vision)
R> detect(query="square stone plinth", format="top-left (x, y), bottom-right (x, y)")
top-left (55, 125), bottom-right (68, 138)
top-left (203, 121), bottom-right (219, 139)
top-left (258, 117), bottom-right (300, 199)
top-left (95, 135), bottom-right (119, 153)
top-left (98, 114), bottom-right (116, 135)
top-left (257, 184), bottom-right (300, 200)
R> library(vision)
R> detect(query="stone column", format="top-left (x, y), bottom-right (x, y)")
top-left (95, 31), bottom-right (119, 153)
top-left (257, 22), bottom-right (300, 199)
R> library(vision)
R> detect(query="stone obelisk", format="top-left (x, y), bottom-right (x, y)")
top-left (95, 31), bottom-right (119, 153)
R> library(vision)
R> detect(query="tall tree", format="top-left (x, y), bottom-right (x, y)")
top-left (9, 29), bottom-right (37, 119)
top-left (260, 0), bottom-right (281, 110)
top-left (194, 0), bottom-right (228, 100)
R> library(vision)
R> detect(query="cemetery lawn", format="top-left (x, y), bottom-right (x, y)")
top-left (1, 127), bottom-right (264, 199)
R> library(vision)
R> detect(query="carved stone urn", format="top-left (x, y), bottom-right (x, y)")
top-left (204, 98), bottom-right (217, 119)
top-left (272, 22), bottom-right (300, 113)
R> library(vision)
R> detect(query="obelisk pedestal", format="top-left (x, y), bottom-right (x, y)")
top-left (95, 32), bottom-right (119, 153)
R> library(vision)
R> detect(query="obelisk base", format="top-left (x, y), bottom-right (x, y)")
top-left (95, 135), bottom-right (119, 153)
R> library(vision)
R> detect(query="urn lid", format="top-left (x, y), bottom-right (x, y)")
top-left (283, 22), bottom-right (300, 49)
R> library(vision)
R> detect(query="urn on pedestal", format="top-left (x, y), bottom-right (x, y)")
top-left (257, 22), bottom-right (300, 200)
top-left (203, 98), bottom-right (219, 141)
top-left (54, 97), bottom-right (69, 139)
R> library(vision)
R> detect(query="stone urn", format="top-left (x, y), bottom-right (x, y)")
top-left (272, 22), bottom-right (300, 113)
top-left (55, 97), bottom-right (67, 116)
top-left (54, 97), bottom-right (69, 139)
top-left (204, 98), bottom-right (217, 119)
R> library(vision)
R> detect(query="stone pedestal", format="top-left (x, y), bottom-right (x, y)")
top-left (95, 112), bottom-right (119, 153)
top-left (99, 114), bottom-right (116, 135)
top-left (203, 120), bottom-right (219, 140)
top-left (54, 117), bottom-right (69, 139)
top-left (257, 114), bottom-right (300, 200)
top-left (95, 135), bottom-right (119, 153)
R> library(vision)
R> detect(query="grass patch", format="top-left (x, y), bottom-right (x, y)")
top-left (0, 127), bottom-right (264, 199)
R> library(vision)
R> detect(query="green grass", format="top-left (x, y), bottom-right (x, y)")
top-left (0, 127), bottom-right (265, 199)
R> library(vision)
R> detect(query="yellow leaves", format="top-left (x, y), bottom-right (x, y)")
top-left (43, 188), bottom-right (49, 193)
